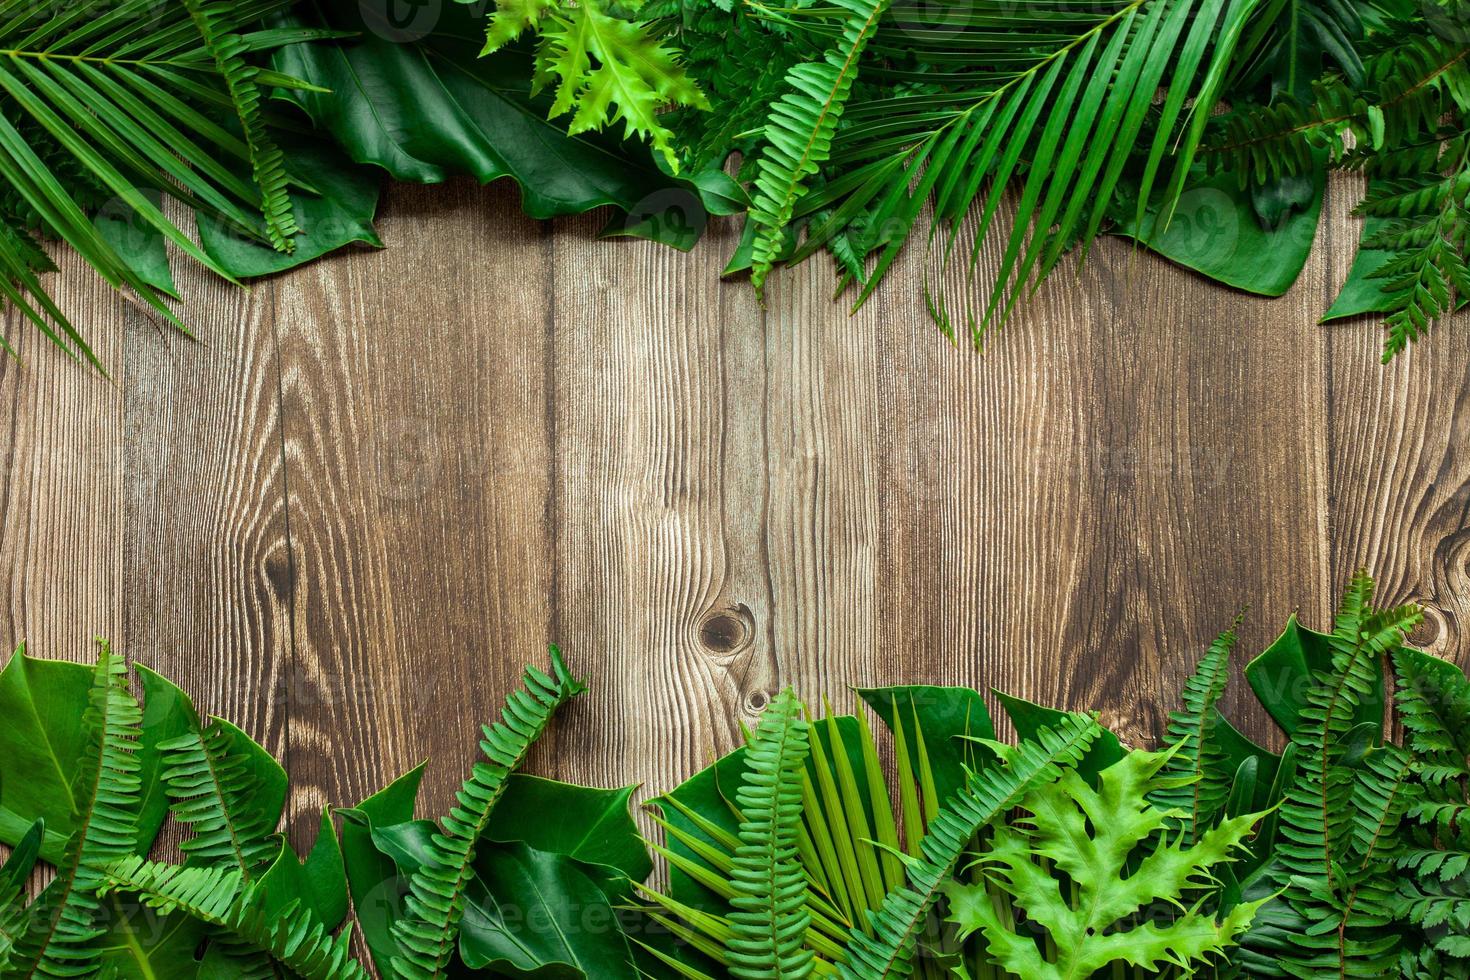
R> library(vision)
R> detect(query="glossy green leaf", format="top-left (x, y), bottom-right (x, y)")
top-left (198, 135), bottom-right (382, 278)
top-left (339, 763), bottom-right (426, 980)
top-left (93, 192), bottom-right (179, 300)
top-left (1115, 164), bottom-right (1324, 297)
top-left (1245, 611), bottom-right (1383, 735)
top-left (857, 685), bottom-right (995, 807)
top-left (372, 820), bottom-right (639, 979)
top-left (0, 645), bottom-right (95, 860)
top-left (993, 689), bottom-right (1125, 783)
top-left (484, 774), bottom-right (652, 882)
top-left (255, 809), bottom-right (349, 928)
top-left (274, 0), bottom-right (689, 223)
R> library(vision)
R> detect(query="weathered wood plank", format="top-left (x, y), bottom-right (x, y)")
top-left (551, 211), bottom-right (771, 793)
top-left (271, 179), bottom-right (556, 826)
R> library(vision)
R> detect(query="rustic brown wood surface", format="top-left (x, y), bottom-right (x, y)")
top-left (1, 176), bottom-right (1467, 844)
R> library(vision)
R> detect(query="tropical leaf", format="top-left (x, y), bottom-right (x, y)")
top-left (1151, 618), bottom-right (1240, 842)
top-left (836, 715), bottom-right (1101, 979)
top-left (8, 643), bottom-right (142, 979)
top-left (478, 0), bottom-right (708, 171)
top-left (746, 0), bottom-right (894, 293)
top-left (96, 856), bottom-right (368, 979)
top-left (0, 819), bottom-right (44, 972)
top-left (727, 687), bottom-right (815, 980)
top-left (943, 747), bottom-right (1267, 977)
top-left (389, 647), bottom-right (586, 980)
top-left (160, 716), bottom-right (285, 876)
top-left (0, 0), bottom-right (324, 358)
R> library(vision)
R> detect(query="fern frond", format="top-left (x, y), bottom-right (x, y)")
top-left (178, 0), bottom-right (297, 252)
top-left (747, 0), bottom-right (893, 294)
top-left (1272, 573), bottom-right (1423, 975)
top-left (161, 721), bottom-right (279, 874)
top-left (946, 747), bottom-right (1266, 977)
top-left (479, 0), bottom-right (707, 172)
top-left (9, 642), bottom-right (141, 980)
top-left (390, 647), bottom-right (586, 980)
top-left (1151, 619), bottom-right (1240, 842)
top-left (835, 714), bottom-right (1101, 979)
top-left (728, 687), bottom-right (815, 980)
top-left (97, 856), bottom-right (367, 979)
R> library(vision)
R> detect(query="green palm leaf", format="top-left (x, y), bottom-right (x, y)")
top-left (791, 0), bottom-right (1260, 342)
top-left (836, 713), bottom-right (1101, 979)
top-left (0, 0), bottom-right (319, 360)
top-left (390, 647), bottom-right (586, 980)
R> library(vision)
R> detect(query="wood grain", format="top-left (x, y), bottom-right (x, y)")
top-left (0, 173), bottom-right (1464, 839)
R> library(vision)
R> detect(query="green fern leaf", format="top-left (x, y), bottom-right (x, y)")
top-left (390, 647), bottom-right (586, 980)
top-left (1151, 619), bottom-right (1240, 842)
top-left (479, 0), bottom-right (707, 172)
top-left (944, 747), bottom-right (1267, 978)
top-left (97, 856), bottom-right (367, 979)
top-left (9, 642), bottom-right (142, 980)
top-left (1271, 572), bottom-right (1423, 975)
top-left (728, 687), bottom-right (815, 979)
top-left (836, 714), bottom-right (1102, 979)
top-left (747, 0), bottom-right (892, 294)
top-left (160, 720), bottom-right (280, 875)
top-left (179, 0), bottom-right (298, 252)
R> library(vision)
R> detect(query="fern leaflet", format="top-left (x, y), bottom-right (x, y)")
top-left (389, 647), bottom-right (586, 980)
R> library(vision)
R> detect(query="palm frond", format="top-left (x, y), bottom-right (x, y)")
top-left (836, 714), bottom-right (1101, 979)
top-left (390, 647), bottom-right (586, 980)
top-left (785, 0), bottom-right (1260, 342)
top-left (0, 0), bottom-right (312, 358)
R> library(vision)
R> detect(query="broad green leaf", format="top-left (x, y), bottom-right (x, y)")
top-left (255, 809), bottom-right (349, 929)
top-left (857, 685), bottom-right (995, 805)
top-left (199, 135), bottom-right (381, 278)
top-left (484, 774), bottom-right (652, 882)
top-left (93, 893), bottom-right (211, 980)
top-left (993, 690), bottom-right (1125, 783)
top-left (93, 191), bottom-right (179, 300)
top-left (1245, 612), bottom-right (1383, 735)
top-left (372, 821), bottom-right (639, 979)
top-left (274, 0), bottom-right (694, 232)
top-left (1115, 163), bottom-right (1325, 297)
top-left (0, 646), bottom-right (94, 861)
top-left (339, 763), bottom-right (426, 980)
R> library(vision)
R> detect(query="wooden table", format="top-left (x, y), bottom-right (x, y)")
top-left (0, 177), bottom-right (1463, 846)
